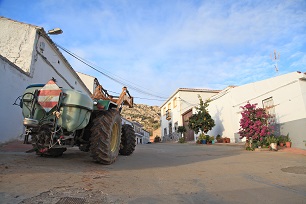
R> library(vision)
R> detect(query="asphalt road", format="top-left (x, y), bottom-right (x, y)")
top-left (0, 142), bottom-right (305, 204)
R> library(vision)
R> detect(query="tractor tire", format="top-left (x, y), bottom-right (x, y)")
top-left (89, 109), bottom-right (122, 164)
top-left (119, 124), bottom-right (136, 155)
top-left (79, 144), bottom-right (90, 152)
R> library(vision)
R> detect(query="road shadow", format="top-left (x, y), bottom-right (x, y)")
top-left (0, 141), bottom-right (245, 174)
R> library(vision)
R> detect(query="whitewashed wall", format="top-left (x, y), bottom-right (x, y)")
top-left (0, 18), bottom-right (91, 143)
top-left (208, 72), bottom-right (306, 149)
top-left (0, 57), bottom-right (29, 142)
top-left (0, 18), bottom-right (36, 73)
top-left (77, 72), bottom-right (96, 94)
top-left (160, 89), bottom-right (218, 141)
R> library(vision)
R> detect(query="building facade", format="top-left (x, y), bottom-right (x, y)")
top-left (0, 17), bottom-right (91, 143)
top-left (208, 71), bottom-right (306, 150)
top-left (132, 121), bottom-right (150, 144)
top-left (160, 88), bottom-right (220, 142)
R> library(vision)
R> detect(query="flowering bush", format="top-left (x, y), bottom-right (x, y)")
top-left (239, 102), bottom-right (273, 142)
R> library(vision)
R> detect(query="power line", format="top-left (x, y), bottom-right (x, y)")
top-left (56, 43), bottom-right (168, 100)
top-left (108, 90), bottom-right (165, 101)
top-left (134, 97), bottom-right (166, 101)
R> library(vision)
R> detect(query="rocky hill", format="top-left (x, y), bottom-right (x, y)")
top-left (121, 104), bottom-right (160, 135)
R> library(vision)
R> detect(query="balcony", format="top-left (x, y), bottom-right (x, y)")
top-left (166, 109), bottom-right (172, 120)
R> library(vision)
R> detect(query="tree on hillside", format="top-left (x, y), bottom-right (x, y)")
top-left (188, 95), bottom-right (215, 134)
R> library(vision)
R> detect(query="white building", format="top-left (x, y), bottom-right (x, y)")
top-left (161, 72), bottom-right (306, 149)
top-left (132, 121), bottom-right (150, 144)
top-left (208, 71), bottom-right (306, 150)
top-left (0, 17), bottom-right (91, 143)
top-left (160, 88), bottom-right (220, 142)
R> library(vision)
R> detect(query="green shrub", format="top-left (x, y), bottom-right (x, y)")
top-left (178, 137), bottom-right (186, 143)
top-left (154, 136), bottom-right (161, 143)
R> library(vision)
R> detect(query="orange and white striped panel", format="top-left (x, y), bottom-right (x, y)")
top-left (38, 80), bottom-right (62, 112)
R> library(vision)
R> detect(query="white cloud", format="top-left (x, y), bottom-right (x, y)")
top-left (1, 0), bottom-right (305, 105)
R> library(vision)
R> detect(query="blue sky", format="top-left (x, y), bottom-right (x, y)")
top-left (1, 0), bottom-right (306, 106)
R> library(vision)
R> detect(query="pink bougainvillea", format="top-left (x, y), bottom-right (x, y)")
top-left (239, 102), bottom-right (273, 141)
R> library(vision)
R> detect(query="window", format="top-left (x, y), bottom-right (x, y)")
top-left (174, 122), bottom-right (178, 132)
top-left (173, 97), bottom-right (177, 108)
top-left (164, 128), bottom-right (167, 136)
top-left (169, 122), bottom-right (172, 134)
top-left (163, 107), bottom-right (166, 115)
top-left (168, 102), bottom-right (171, 110)
top-left (262, 97), bottom-right (276, 124)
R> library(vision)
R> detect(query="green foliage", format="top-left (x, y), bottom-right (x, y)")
top-left (178, 137), bottom-right (186, 143)
top-left (265, 135), bottom-right (278, 145)
top-left (205, 135), bottom-right (210, 141)
top-left (153, 123), bottom-right (160, 130)
top-left (198, 133), bottom-right (206, 141)
top-left (278, 136), bottom-right (285, 144)
top-left (188, 96), bottom-right (215, 134)
top-left (283, 134), bottom-right (291, 142)
top-left (177, 126), bottom-right (187, 133)
top-left (154, 136), bottom-right (161, 143)
top-left (209, 136), bottom-right (215, 142)
top-left (245, 139), bottom-right (257, 151)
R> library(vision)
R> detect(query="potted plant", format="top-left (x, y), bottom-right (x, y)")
top-left (216, 135), bottom-right (223, 143)
top-left (256, 140), bottom-right (263, 148)
top-left (198, 133), bottom-right (206, 144)
top-left (205, 135), bottom-right (211, 144)
top-left (210, 136), bottom-right (215, 144)
top-left (284, 134), bottom-right (291, 148)
top-left (267, 136), bottom-right (278, 151)
top-left (223, 137), bottom-right (230, 143)
top-left (278, 136), bottom-right (285, 147)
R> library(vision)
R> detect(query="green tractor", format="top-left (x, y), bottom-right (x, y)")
top-left (20, 78), bottom-right (136, 164)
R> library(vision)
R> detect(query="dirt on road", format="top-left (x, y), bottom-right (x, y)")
top-left (0, 141), bottom-right (305, 204)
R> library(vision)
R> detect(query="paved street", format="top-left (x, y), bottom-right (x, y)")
top-left (0, 141), bottom-right (305, 204)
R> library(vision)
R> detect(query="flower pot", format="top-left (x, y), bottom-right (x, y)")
top-left (212, 140), bottom-right (215, 144)
top-left (201, 140), bottom-right (206, 144)
top-left (270, 143), bottom-right (278, 151)
top-left (224, 138), bottom-right (230, 143)
top-left (279, 142), bottom-right (284, 147)
top-left (217, 139), bottom-right (223, 143)
top-left (286, 142), bottom-right (291, 148)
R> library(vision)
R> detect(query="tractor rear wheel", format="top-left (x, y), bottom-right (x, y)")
top-left (119, 124), bottom-right (136, 155)
top-left (89, 109), bottom-right (122, 164)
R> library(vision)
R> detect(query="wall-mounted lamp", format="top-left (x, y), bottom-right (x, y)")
top-left (47, 28), bottom-right (63, 35)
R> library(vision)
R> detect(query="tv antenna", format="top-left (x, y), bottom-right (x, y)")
top-left (271, 50), bottom-right (280, 73)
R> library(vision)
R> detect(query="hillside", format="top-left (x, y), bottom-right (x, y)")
top-left (121, 104), bottom-right (160, 135)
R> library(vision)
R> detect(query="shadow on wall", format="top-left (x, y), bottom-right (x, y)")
top-left (211, 107), bottom-right (224, 137)
top-left (278, 118), bottom-right (306, 150)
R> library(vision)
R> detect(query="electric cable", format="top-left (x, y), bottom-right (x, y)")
top-left (56, 43), bottom-right (168, 100)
